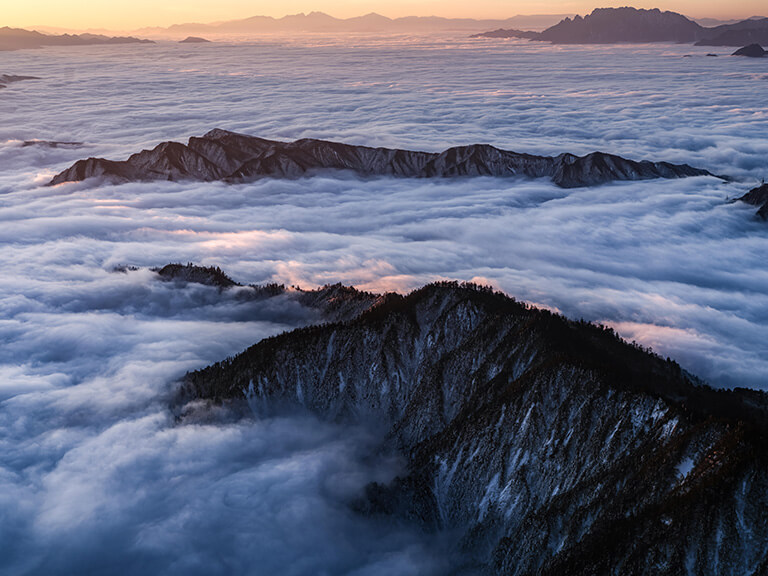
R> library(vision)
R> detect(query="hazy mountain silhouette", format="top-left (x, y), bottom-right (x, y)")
top-left (0, 26), bottom-right (153, 51)
top-left (134, 12), bottom-right (571, 37)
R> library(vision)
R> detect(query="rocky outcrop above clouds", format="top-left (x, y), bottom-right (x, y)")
top-left (738, 183), bottom-right (768, 219)
top-left (732, 43), bottom-right (766, 57)
top-left (535, 8), bottom-right (705, 44)
top-left (0, 73), bottom-right (39, 89)
top-left (50, 128), bottom-right (714, 189)
top-left (181, 280), bottom-right (768, 575)
top-left (147, 263), bottom-right (382, 322)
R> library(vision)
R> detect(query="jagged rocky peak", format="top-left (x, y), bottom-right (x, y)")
top-left (732, 43), bottom-right (766, 57)
top-left (536, 7), bottom-right (705, 44)
top-left (739, 182), bottom-right (768, 219)
top-left (49, 128), bottom-right (715, 189)
top-left (180, 280), bottom-right (768, 574)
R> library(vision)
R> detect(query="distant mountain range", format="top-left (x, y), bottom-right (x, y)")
top-left (0, 26), bottom-right (153, 51)
top-left (473, 8), bottom-right (768, 47)
top-left (48, 128), bottom-right (715, 189)
top-left (131, 12), bottom-right (571, 37)
top-left (9, 9), bottom-right (767, 44)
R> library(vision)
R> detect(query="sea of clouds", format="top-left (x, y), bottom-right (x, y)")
top-left (0, 35), bottom-right (766, 573)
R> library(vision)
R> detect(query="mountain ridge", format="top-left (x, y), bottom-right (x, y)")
top-left (132, 12), bottom-right (571, 37)
top-left (180, 279), bottom-right (768, 574)
top-left (49, 128), bottom-right (715, 189)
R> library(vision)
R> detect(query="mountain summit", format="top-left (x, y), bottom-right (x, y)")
top-left (537, 7), bottom-right (704, 44)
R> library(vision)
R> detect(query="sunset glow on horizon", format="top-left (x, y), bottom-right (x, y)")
top-left (3, 0), bottom-right (765, 31)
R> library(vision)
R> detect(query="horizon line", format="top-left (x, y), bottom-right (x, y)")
top-left (15, 7), bottom-right (766, 35)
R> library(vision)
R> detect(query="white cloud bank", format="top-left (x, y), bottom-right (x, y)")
top-left (0, 35), bottom-right (766, 573)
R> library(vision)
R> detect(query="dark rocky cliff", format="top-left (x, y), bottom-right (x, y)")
top-left (181, 281), bottom-right (768, 575)
top-left (50, 128), bottom-right (714, 189)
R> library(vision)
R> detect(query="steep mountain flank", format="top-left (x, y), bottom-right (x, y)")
top-left (181, 281), bottom-right (768, 575)
top-left (49, 128), bottom-right (714, 189)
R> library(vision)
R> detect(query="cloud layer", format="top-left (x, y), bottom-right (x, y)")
top-left (0, 35), bottom-right (766, 573)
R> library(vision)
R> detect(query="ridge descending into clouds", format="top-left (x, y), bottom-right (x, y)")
top-left (0, 36), bottom-right (766, 573)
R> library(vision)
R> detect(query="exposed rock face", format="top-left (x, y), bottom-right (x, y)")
top-left (732, 43), bottom-right (767, 57)
top-left (50, 128), bottom-right (714, 189)
top-left (181, 281), bottom-right (768, 575)
top-left (535, 8), bottom-right (705, 44)
top-left (696, 18), bottom-right (768, 47)
top-left (179, 36), bottom-right (211, 43)
top-left (739, 183), bottom-right (768, 219)
top-left (0, 27), bottom-right (154, 51)
top-left (0, 74), bottom-right (38, 89)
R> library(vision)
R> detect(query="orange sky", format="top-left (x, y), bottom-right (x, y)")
top-left (4, 1), bottom-right (764, 31)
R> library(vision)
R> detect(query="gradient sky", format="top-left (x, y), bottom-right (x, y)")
top-left (4, 0), bottom-right (765, 30)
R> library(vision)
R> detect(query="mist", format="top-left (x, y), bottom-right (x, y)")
top-left (0, 34), bottom-right (766, 573)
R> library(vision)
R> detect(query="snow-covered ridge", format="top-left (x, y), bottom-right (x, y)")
top-left (181, 280), bottom-right (768, 574)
